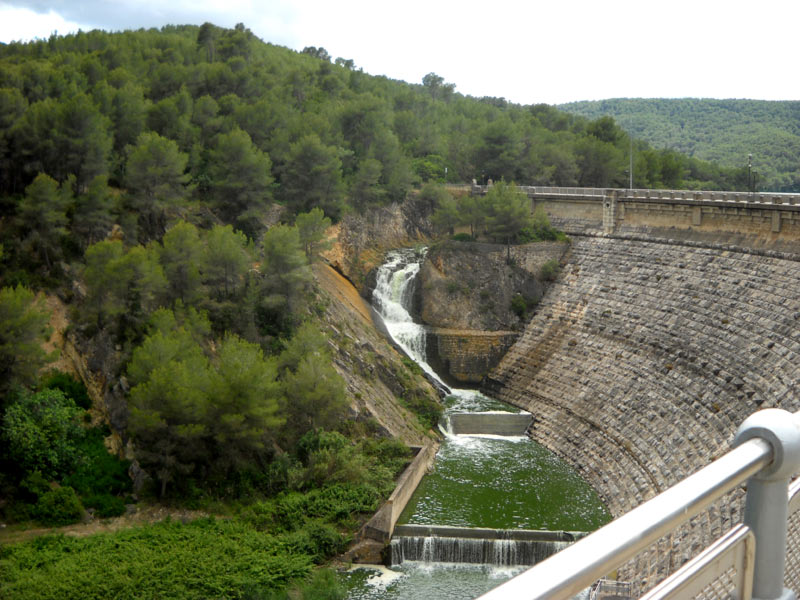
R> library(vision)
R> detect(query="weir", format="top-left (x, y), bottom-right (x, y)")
top-left (390, 525), bottom-right (582, 567)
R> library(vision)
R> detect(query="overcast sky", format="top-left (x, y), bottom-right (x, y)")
top-left (1, 0), bottom-right (797, 106)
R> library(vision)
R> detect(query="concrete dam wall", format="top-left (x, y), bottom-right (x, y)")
top-left (485, 233), bottom-right (800, 586)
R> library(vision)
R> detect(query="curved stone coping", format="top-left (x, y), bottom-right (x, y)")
top-left (393, 524), bottom-right (586, 542)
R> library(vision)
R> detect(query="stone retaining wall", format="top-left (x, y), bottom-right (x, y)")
top-left (485, 235), bottom-right (800, 590)
top-left (425, 329), bottom-right (519, 383)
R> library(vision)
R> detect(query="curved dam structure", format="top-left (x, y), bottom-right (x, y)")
top-left (483, 188), bottom-right (800, 586)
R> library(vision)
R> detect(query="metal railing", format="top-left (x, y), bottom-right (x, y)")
top-left (478, 408), bottom-right (800, 600)
top-left (469, 184), bottom-right (800, 206)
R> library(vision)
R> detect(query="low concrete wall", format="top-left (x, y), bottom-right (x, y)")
top-left (360, 439), bottom-right (439, 543)
top-left (393, 524), bottom-right (586, 542)
top-left (449, 412), bottom-right (532, 436)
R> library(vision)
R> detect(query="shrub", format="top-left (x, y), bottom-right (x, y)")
top-left (451, 233), bottom-right (473, 242)
top-left (1, 388), bottom-right (84, 479)
top-left (511, 293), bottom-right (527, 319)
top-left (34, 485), bottom-right (84, 526)
top-left (401, 392), bottom-right (443, 432)
top-left (62, 426), bottom-right (131, 497)
top-left (295, 430), bottom-right (348, 467)
top-left (41, 370), bottom-right (91, 410)
top-left (83, 493), bottom-right (126, 518)
top-left (304, 520), bottom-right (348, 562)
top-left (540, 259), bottom-right (560, 282)
top-left (510, 293), bottom-right (539, 321)
top-left (297, 569), bottom-right (346, 600)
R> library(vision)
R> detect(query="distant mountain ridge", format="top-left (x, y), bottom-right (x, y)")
top-left (558, 98), bottom-right (800, 192)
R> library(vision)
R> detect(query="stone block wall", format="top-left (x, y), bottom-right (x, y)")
top-left (485, 235), bottom-right (800, 589)
top-left (425, 328), bottom-right (518, 384)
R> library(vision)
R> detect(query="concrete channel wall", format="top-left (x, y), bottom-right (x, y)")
top-left (448, 412), bottom-right (532, 436)
top-left (360, 439), bottom-right (439, 543)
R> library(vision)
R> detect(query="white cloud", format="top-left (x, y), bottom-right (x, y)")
top-left (0, 0), bottom-right (798, 104)
top-left (0, 6), bottom-right (90, 42)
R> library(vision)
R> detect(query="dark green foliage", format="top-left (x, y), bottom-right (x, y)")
top-left (17, 173), bottom-right (70, 270)
top-left (451, 232), bottom-right (474, 242)
top-left (540, 259), bottom-right (561, 282)
top-left (40, 370), bottom-right (91, 410)
top-left (33, 485), bottom-right (84, 526)
top-left (281, 135), bottom-right (345, 218)
top-left (81, 493), bottom-right (126, 518)
top-left (207, 127), bottom-right (273, 235)
top-left (511, 293), bottom-right (539, 321)
top-left (125, 131), bottom-right (189, 239)
top-left (0, 518), bottom-right (314, 600)
top-left (0, 285), bottom-right (53, 397)
top-left (1, 388), bottom-right (84, 479)
top-left (561, 98), bottom-right (800, 191)
top-left (401, 392), bottom-right (443, 432)
top-left (518, 206), bottom-right (567, 243)
top-left (62, 427), bottom-right (131, 499)
top-left (295, 208), bottom-right (333, 261)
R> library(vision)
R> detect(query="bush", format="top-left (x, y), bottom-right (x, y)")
top-left (83, 493), bottom-right (126, 518)
top-left (41, 370), bottom-right (91, 410)
top-left (402, 392), bottom-right (443, 432)
top-left (1, 388), bottom-right (84, 479)
top-left (359, 437), bottom-right (413, 477)
top-left (511, 293), bottom-right (539, 321)
top-left (62, 427), bottom-right (131, 497)
top-left (34, 486), bottom-right (84, 526)
top-left (540, 259), bottom-right (560, 281)
top-left (297, 569), bottom-right (346, 600)
top-left (295, 430), bottom-right (348, 467)
top-left (451, 233), bottom-right (473, 242)
top-left (303, 521), bottom-right (348, 562)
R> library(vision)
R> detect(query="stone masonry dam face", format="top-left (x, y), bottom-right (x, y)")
top-left (485, 234), bottom-right (800, 587)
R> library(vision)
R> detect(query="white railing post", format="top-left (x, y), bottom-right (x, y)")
top-left (733, 409), bottom-right (800, 600)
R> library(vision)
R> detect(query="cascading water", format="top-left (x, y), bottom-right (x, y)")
top-left (389, 536), bottom-right (568, 567)
top-left (371, 247), bottom-right (444, 386)
top-left (345, 248), bottom-right (610, 600)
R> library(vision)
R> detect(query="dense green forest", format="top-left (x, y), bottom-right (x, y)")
top-left (0, 22), bottom-right (759, 598)
top-left (559, 98), bottom-right (800, 192)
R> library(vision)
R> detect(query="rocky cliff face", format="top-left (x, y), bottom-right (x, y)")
top-left (324, 196), bottom-right (435, 295)
top-left (414, 240), bottom-right (569, 383)
top-left (313, 263), bottom-right (439, 445)
top-left (418, 241), bottom-right (568, 331)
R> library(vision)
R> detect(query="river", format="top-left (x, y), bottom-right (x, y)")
top-left (343, 248), bottom-right (610, 599)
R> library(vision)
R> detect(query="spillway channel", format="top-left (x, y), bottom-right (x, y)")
top-left (344, 247), bottom-right (610, 599)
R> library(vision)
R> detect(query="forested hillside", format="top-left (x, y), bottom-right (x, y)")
top-left (0, 23), bottom-right (758, 598)
top-left (559, 98), bottom-right (800, 192)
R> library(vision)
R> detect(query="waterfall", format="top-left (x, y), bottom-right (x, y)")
top-left (372, 247), bottom-right (446, 387)
top-left (390, 536), bottom-right (568, 567)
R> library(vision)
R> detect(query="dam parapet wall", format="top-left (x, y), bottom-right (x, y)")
top-left (469, 185), bottom-right (800, 250)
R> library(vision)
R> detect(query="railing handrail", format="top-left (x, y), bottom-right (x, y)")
top-left (469, 184), bottom-right (800, 201)
top-left (477, 436), bottom-right (773, 599)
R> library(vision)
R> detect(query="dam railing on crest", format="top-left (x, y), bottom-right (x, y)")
top-left (478, 408), bottom-right (800, 600)
top-left (458, 184), bottom-right (800, 208)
